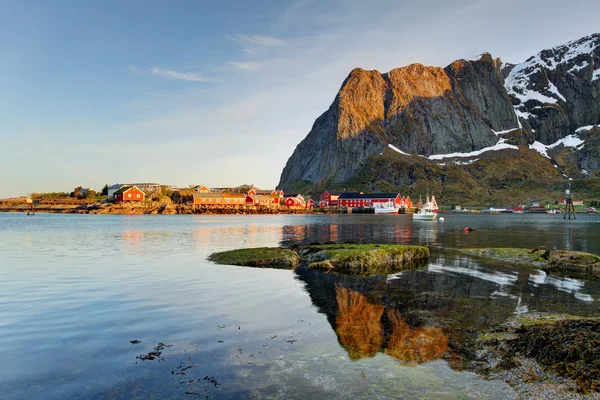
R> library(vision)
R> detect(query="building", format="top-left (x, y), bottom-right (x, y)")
top-left (245, 194), bottom-right (275, 206)
top-left (114, 186), bottom-right (145, 202)
top-left (557, 198), bottom-right (584, 206)
top-left (108, 182), bottom-right (167, 197)
top-left (306, 199), bottom-right (315, 209)
top-left (337, 192), bottom-right (411, 208)
top-left (320, 190), bottom-right (343, 207)
top-left (192, 192), bottom-right (246, 209)
top-left (284, 194), bottom-right (305, 208)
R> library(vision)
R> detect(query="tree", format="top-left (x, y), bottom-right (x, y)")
top-left (101, 184), bottom-right (109, 196)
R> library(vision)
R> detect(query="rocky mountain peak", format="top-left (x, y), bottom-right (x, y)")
top-left (278, 33), bottom-right (600, 196)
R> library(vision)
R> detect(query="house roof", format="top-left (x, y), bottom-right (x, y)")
top-left (113, 186), bottom-right (133, 195)
top-left (338, 192), bottom-right (400, 199)
top-left (324, 190), bottom-right (343, 196)
top-left (192, 192), bottom-right (246, 199)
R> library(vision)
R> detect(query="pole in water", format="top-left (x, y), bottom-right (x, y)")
top-left (563, 180), bottom-right (576, 220)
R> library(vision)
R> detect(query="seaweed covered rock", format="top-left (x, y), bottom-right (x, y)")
top-left (208, 248), bottom-right (300, 269)
top-left (477, 314), bottom-right (600, 394)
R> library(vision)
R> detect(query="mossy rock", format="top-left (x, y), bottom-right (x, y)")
top-left (306, 244), bottom-right (430, 277)
top-left (208, 244), bottom-right (430, 276)
top-left (545, 250), bottom-right (600, 281)
top-left (462, 248), bottom-right (600, 281)
top-left (208, 247), bottom-right (300, 270)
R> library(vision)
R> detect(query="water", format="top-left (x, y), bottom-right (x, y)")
top-left (0, 213), bottom-right (598, 399)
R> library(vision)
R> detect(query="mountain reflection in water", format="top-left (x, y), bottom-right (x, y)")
top-left (296, 250), bottom-right (599, 370)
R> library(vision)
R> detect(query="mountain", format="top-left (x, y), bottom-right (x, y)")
top-left (278, 33), bottom-right (600, 204)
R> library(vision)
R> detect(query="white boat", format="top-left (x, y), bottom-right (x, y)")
top-left (413, 195), bottom-right (438, 220)
top-left (373, 201), bottom-right (400, 214)
top-left (547, 208), bottom-right (561, 214)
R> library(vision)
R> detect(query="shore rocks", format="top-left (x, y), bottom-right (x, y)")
top-left (476, 313), bottom-right (600, 394)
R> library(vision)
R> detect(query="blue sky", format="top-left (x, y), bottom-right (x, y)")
top-left (1, 0), bottom-right (599, 197)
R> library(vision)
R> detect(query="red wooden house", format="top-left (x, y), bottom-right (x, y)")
top-left (320, 190), bottom-right (342, 206)
top-left (306, 199), bottom-right (315, 209)
top-left (114, 186), bottom-right (145, 202)
top-left (338, 192), bottom-right (403, 208)
top-left (284, 194), bottom-right (305, 208)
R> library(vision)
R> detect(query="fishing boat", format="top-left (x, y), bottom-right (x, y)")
top-left (373, 201), bottom-right (400, 214)
top-left (547, 208), bottom-right (561, 214)
top-left (413, 195), bottom-right (438, 220)
top-left (587, 207), bottom-right (598, 214)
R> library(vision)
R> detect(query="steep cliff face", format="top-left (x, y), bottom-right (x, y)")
top-left (278, 33), bottom-right (600, 195)
top-left (278, 55), bottom-right (517, 189)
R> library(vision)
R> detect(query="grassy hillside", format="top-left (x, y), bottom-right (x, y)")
top-left (296, 146), bottom-right (600, 206)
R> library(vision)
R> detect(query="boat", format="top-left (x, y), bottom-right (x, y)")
top-left (547, 208), bottom-right (561, 214)
top-left (413, 195), bottom-right (438, 220)
top-left (587, 207), bottom-right (598, 214)
top-left (373, 201), bottom-right (400, 214)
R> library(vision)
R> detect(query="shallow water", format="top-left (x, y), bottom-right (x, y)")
top-left (0, 213), bottom-right (598, 399)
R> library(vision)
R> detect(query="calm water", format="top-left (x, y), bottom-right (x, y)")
top-left (0, 213), bottom-right (599, 399)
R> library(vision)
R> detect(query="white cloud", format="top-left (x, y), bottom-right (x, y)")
top-left (150, 67), bottom-right (210, 82)
top-left (233, 34), bottom-right (286, 47)
top-left (228, 61), bottom-right (262, 70)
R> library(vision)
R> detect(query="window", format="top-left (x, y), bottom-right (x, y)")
top-left (137, 194), bottom-right (140, 198)
top-left (128, 194), bottom-right (132, 198)
top-left (201, 198), bottom-right (205, 202)
top-left (216, 198), bottom-right (220, 202)
top-left (226, 198), bottom-right (231, 203)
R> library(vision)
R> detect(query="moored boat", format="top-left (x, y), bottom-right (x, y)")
top-left (413, 195), bottom-right (438, 220)
top-left (373, 201), bottom-right (400, 214)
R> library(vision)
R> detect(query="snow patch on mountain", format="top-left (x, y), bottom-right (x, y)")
top-left (388, 144), bottom-right (411, 156)
top-left (529, 134), bottom-right (585, 158)
top-left (593, 69), bottom-right (600, 81)
top-left (575, 124), bottom-right (600, 132)
top-left (427, 139), bottom-right (518, 160)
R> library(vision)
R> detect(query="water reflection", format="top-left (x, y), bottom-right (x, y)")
top-left (334, 286), bottom-right (448, 364)
top-left (281, 217), bottom-right (414, 246)
top-left (297, 251), bottom-right (599, 369)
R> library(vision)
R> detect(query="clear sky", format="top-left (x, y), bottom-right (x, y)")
top-left (1, 0), bottom-right (599, 197)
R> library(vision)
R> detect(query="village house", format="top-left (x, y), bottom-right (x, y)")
top-left (557, 198), bottom-right (584, 206)
top-left (337, 192), bottom-right (412, 208)
top-left (306, 199), bottom-right (315, 209)
top-left (320, 190), bottom-right (343, 207)
top-left (113, 186), bottom-right (145, 202)
top-left (245, 194), bottom-right (275, 206)
top-left (192, 192), bottom-right (246, 209)
top-left (284, 194), bottom-right (305, 208)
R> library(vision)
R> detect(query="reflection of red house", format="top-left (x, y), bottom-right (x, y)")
top-left (114, 186), bottom-right (145, 202)
top-left (321, 190), bottom-right (342, 206)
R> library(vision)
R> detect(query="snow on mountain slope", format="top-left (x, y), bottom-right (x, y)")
top-left (505, 33), bottom-right (600, 121)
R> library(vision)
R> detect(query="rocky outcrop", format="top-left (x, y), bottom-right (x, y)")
top-left (278, 33), bottom-right (600, 193)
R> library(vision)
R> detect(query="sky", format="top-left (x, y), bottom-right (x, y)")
top-left (1, 0), bottom-right (599, 197)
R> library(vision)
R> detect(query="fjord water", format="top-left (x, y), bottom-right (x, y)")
top-left (0, 213), bottom-right (599, 399)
